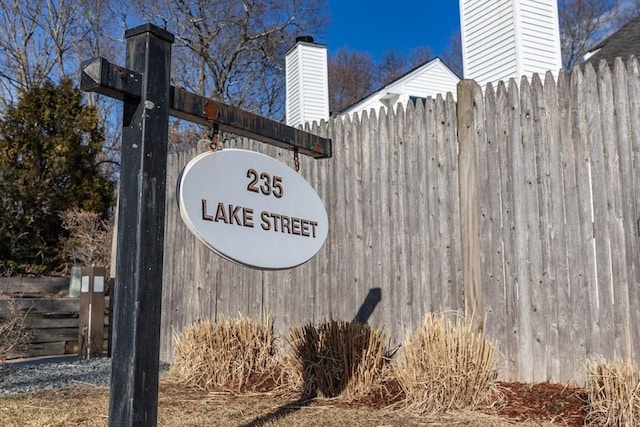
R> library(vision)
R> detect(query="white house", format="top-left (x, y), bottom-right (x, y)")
top-left (285, 39), bottom-right (460, 126)
top-left (286, 0), bottom-right (563, 127)
top-left (339, 58), bottom-right (460, 119)
top-left (459, 0), bottom-right (562, 88)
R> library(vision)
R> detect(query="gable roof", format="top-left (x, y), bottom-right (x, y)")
top-left (338, 57), bottom-right (460, 116)
top-left (584, 15), bottom-right (640, 67)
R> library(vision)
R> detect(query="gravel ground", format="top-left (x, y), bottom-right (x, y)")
top-left (0, 357), bottom-right (169, 396)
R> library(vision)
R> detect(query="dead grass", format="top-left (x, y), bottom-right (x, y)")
top-left (284, 320), bottom-right (396, 399)
top-left (586, 359), bottom-right (640, 426)
top-left (395, 311), bottom-right (498, 414)
top-left (167, 315), bottom-right (280, 391)
top-left (0, 380), bottom-right (558, 426)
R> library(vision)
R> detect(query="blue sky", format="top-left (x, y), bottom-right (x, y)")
top-left (323, 1), bottom-right (461, 61)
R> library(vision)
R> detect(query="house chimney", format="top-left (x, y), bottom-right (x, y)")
top-left (459, 0), bottom-right (562, 88)
top-left (285, 36), bottom-right (329, 128)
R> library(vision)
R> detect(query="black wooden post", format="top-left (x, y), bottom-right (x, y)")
top-left (108, 24), bottom-right (173, 426)
top-left (80, 20), bottom-right (330, 427)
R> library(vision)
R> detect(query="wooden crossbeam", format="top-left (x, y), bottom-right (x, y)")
top-left (170, 87), bottom-right (331, 158)
top-left (81, 57), bottom-right (142, 101)
top-left (81, 57), bottom-right (332, 158)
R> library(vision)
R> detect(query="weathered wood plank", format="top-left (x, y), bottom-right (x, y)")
top-left (481, 83), bottom-right (508, 373)
top-left (448, 93), bottom-right (464, 311)
top-left (0, 298), bottom-right (80, 314)
top-left (508, 77), bottom-right (534, 381)
top-left (380, 107), bottom-right (395, 334)
top-left (386, 105), bottom-right (401, 340)
top-left (404, 101), bottom-right (422, 330)
top-left (343, 113), bottom-right (359, 322)
top-left (314, 119), bottom-right (333, 326)
top-left (529, 74), bottom-right (551, 382)
top-left (582, 64), bottom-right (612, 361)
top-left (31, 327), bottom-right (79, 343)
top-left (427, 98), bottom-right (442, 313)
top-left (615, 56), bottom-right (639, 364)
top-left (519, 76), bottom-right (545, 382)
top-left (585, 64), bottom-right (615, 361)
top-left (417, 99), bottom-right (433, 317)
top-left (598, 59), bottom-right (629, 362)
top-left (625, 58), bottom-right (640, 364)
top-left (335, 114), bottom-right (350, 322)
top-left (476, 82), bottom-right (493, 332)
top-left (443, 93), bottom-right (463, 312)
top-left (356, 111), bottom-right (374, 326)
top-left (457, 80), bottom-right (484, 333)
top-left (543, 70), bottom-right (566, 382)
top-left (558, 69), bottom-right (586, 383)
top-left (351, 111), bottom-right (369, 326)
top-left (27, 314), bottom-right (108, 329)
top-left (0, 277), bottom-right (69, 296)
top-left (571, 65), bottom-right (598, 371)
top-left (494, 81), bottom-right (518, 379)
top-left (394, 103), bottom-right (410, 337)
top-left (4, 341), bottom-right (67, 359)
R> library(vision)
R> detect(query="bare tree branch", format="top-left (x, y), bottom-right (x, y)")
top-left (133, 0), bottom-right (328, 119)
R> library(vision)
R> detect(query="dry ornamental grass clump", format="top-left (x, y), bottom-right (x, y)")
top-left (168, 315), bottom-right (279, 391)
top-left (284, 320), bottom-right (395, 399)
top-left (586, 359), bottom-right (640, 426)
top-left (395, 311), bottom-right (498, 414)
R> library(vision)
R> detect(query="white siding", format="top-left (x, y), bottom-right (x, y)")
top-left (285, 41), bottom-right (329, 127)
top-left (518, 0), bottom-right (562, 78)
top-left (403, 62), bottom-right (459, 96)
top-left (460, 0), bottom-right (562, 88)
top-left (341, 59), bottom-right (459, 119)
top-left (461, 0), bottom-right (516, 88)
top-left (285, 53), bottom-right (301, 126)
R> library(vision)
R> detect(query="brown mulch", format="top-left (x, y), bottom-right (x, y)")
top-left (238, 372), bottom-right (589, 425)
top-left (352, 379), bottom-right (587, 425)
top-left (490, 381), bottom-right (587, 426)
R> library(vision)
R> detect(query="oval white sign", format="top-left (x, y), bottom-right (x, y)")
top-left (177, 149), bottom-right (328, 270)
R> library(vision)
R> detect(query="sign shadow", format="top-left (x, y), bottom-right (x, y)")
top-left (241, 287), bottom-right (383, 426)
top-left (352, 287), bottom-right (382, 324)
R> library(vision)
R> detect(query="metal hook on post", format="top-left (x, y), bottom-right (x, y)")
top-left (208, 123), bottom-right (219, 152)
top-left (294, 147), bottom-right (300, 172)
top-left (203, 100), bottom-right (220, 152)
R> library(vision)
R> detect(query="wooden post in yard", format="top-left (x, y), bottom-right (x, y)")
top-left (78, 266), bottom-right (106, 359)
top-left (107, 24), bottom-right (173, 426)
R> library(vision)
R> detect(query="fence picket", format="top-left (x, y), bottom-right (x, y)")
top-left (598, 60), bottom-right (629, 361)
top-left (529, 74), bottom-right (551, 382)
top-left (543, 70), bottom-right (565, 381)
top-left (626, 58), bottom-right (640, 364)
top-left (481, 82), bottom-right (508, 372)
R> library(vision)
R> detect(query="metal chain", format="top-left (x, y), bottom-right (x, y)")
top-left (294, 147), bottom-right (300, 172)
top-left (209, 123), bottom-right (219, 152)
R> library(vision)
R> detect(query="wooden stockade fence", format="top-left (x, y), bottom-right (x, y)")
top-left (161, 57), bottom-right (640, 384)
